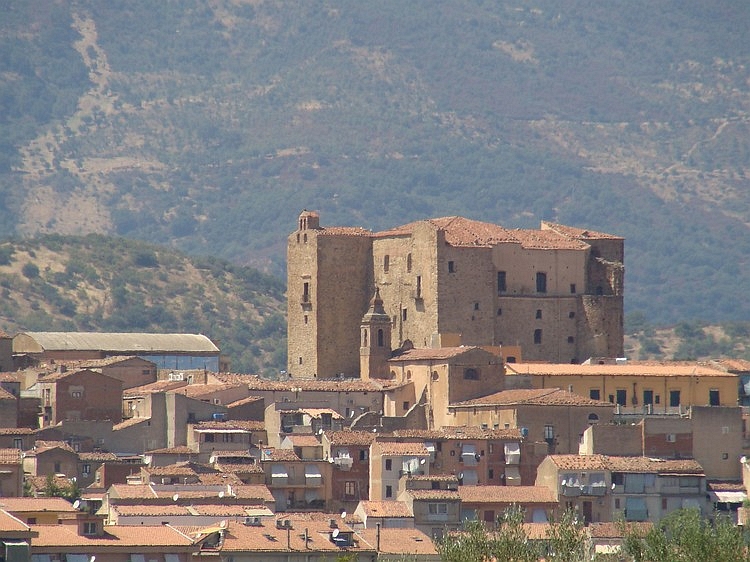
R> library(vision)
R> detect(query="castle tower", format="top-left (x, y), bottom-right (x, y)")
top-left (360, 287), bottom-right (392, 380)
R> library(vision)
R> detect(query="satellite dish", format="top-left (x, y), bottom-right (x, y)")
top-left (341, 511), bottom-right (347, 519)
top-left (90, 557), bottom-right (96, 562)
top-left (328, 457), bottom-right (335, 464)
top-left (611, 483), bottom-right (616, 490)
top-left (420, 458), bottom-right (426, 465)
top-left (318, 428), bottom-right (323, 435)
top-left (218, 491), bottom-right (225, 498)
top-left (173, 494), bottom-right (179, 502)
top-left (742, 456), bottom-right (747, 464)
top-left (561, 479), bottom-right (567, 486)
top-left (219, 520), bottom-right (227, 529)
top-left (332, 528), bottom-right (340, 538)
top-left (73, 500), bottom-right (80, 509)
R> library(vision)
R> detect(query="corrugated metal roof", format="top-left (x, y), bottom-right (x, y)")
top-left (16, 332), bottom-right (219, 353)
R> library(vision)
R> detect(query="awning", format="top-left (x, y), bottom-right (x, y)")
top-left (709, 491), bottom-right (747, 504)
top-left (504, 442), bottom-right (520, 465)
top-left (304, 465), bottom-right (322, 478)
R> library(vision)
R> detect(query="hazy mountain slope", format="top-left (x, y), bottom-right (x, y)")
top-left (0, 235), bottom-right (285, 374)
top-left (1, 1), bottom-right (749, 324)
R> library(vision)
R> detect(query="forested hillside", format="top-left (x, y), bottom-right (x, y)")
top-left (1, 1), bottom-right (749, 325)
top-left (0, 236), bottom-right (285, 374)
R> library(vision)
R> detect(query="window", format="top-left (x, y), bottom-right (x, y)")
top-left (222, 433), bottom-right (234, 443)
top-left (722, 452), bottom-right (729, 460)
top-left (536, 309), bottom-right (542, 319)
top-left (588, 413), bottom-right (599, 424)
top-left (302, 282), bottom-right (309, 303)
top-left (536, 272), bottom-right (547, 293)
top-left (666, 434), bottom-right (676, 443)
top-left (377, 329), bottom-right (384, 347)
top-left (403, 401), bottom-right (410, 411)
top-left (616, 389), bottom-right (627, 406)
top-left (362, 329), bottom-right (368, 347)
top-left (385, 485), bottom-right (393, 498)
top-left (428, 503), bottom-right (448, 515)
top-left (590, 389), bottom-right (600, 400)
top-left (448, 261), bottom-right (455, 273)
top-left (384, 255), bottom-right (390, 272)
top-left (669, 390), bottom-right (681, 408)
top-left (72, 391), bottom-right (82, 399)
top-left (12, 438), bottom-right (22, 449)
top-left (569, 311), bottom-right (575, 318)
top-left (464, 368), bottom-right (479, 380)
top-left (142, 369), bottom-right (151, 375)
top-left (304, 315), bottom-right (308, 324)
top-left (402, 308), bottom-right (407, 322)
top-left (359, 450), bottom-right (367, 461)
top-left (416, 276), bottom-right (422, 298)
top-left (83, 522), bottom-right (97, 535)
top-left (534, 329), bottom-right (542, 344)
top-left (205, 433), bottom-right (215, 442)
top-left (615, 498), bottom-right (621, 509)
top-left (82, 464), bottom-right (91, 475)
top-left (567, 336), bottom-right (575, 343)
top-left (570, 283), bottom-right (576, 293)
top-left (474, 302), bottom-right (480, 311)
top-left (643, 390), bottom-right (654, 405)
top-left (497, 271), bottom-right (506, 293)
top-left (709, 389), bottom-right (720, 406)
top-left (406, 253), bottom-right (412, 272)
top-left (344, 481), bottom-right (356, 499)
top-left (662, 497), bottom-right (668, 510)
top-left (385, 459), bottom-right (392, 471)
top-left (497, 308), bottom-right (502, 316)
top-left (299, 357), bottom-right (303, 365)
top-left (544, 425), bottom-right (554, 442)
top-left (27, 517), bottom-right (36, 524)
top-left (489, 469), bottom-right (494, 479)
top-left (54, 462), bottom-right (61, 473)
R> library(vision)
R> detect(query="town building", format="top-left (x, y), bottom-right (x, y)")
top-left (288, 211), bottom-right (624, 378)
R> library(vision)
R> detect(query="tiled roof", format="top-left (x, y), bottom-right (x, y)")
top-left (78, 452), bottom-right (119, 462)
top-left (193, 420), bottom-right (264, 431)
top-left (393, 427), bottom-right (522, 440)
top-left (373, 440), bottom-right (429, 457)
top-left (215, 463), bottom-right (264, 474)
top-left (389, 346), bottom-right (488, 362)
top-left (176, 383), bottom-right (244, 398)
top-left (27, 441), bottom-right (75, 455)
top-left (227, 396), bottom-right (264, 407)
top-left (588, 522), bottom-right (652, 538)
top-left (147, 446), bottom-right (197, 455)
top-left (458, 485), bottom-right (556, 504)
top-left (707, 481), bottom-right (745, 492)
top-left (278, 408), bottom-right (343, 420)
top-left (0, 497), bottom-right (78, 513)
top-left (451, 388), bottom-right (613, 408)
top-left (198, 473), bottom-right (244, 486)
top-left (107, 484), bottom-right (159, 499)
top-left (231, 485), bottom-right (275, 502)
top-left (0, 509), bottom-right (31, 533)
top-left (113, 504), bottom-right (191, 517)
top-left (506, 363), bottom-right (733, 378)
top-left (17, 332), bottom-right (219, 353)
top-left (541, 221), bottom-right (623, 241)
top-left (284, 435), bottom-right (321, 448)
top-left (318, 226), bottom-right (372, 237)
top-left (549, 454), bottom-right (704, 474)
top-left (408, 474), bottom-right (459, 483)
top-left (326, 430), bottom-right (377, 446)
top-left (31, 523), bottom-right (194, 547)
top-left (356, 527), bottom-right (437, 556)
top-left (0, 387), bottom-right (16, 400)
top-left (113, 417), bottom-right (149, 430)
top-left (260, 448), bottom-right (301, 462)
top-left (522, 523), bottom-right (552, 540)
top-left (357, 500), bottom-right (413, 518)
top-left (406, 489), bottom-right (461, 501)
top-left (0, 449), bottom-right (21, 464)
top-left (235, 375), bottom-right (398, 393)
top-left (0, 427), bottom-right (33, 435)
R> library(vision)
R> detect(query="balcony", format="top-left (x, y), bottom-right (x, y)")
top-left (333, 456), bottom-right (353, 470)
top-left (399, 469), bottom-right (425, 477)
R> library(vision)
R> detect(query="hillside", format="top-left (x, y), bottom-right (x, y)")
top-left (0, 236), bottom-right (286, 374)
top-left (1, 1), bottom-right (749, 324)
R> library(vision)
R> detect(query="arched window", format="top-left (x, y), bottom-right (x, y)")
top-left (464, 368), bottom-right (480, 380)
top-left (362, 329), bottom-right (368, 347)
top-left (377, 329), bottom-right (384, 347)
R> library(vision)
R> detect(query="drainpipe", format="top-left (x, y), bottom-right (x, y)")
top-left (376, 522), bottom-right (381, 551)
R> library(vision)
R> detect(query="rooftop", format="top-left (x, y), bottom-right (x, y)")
top-left (451, 387), bottom-right (613, 408)
top-left (506, 362), bottom-right (734, 378)
top-left (15, 332), bottom-right (219, 354)
top-left (458, 485), bottom-right (556, 504)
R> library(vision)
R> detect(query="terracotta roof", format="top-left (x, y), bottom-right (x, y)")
top-left (0, 509), bottom-right (32, 533)
top-left (283, 435), bottom-right (321, 448)
top-left (522, 522), bottom-right (553, 540)
top-left (326, 430), bottom-right (377, 446)
top-left (389, 346), bottom-right (490, 362)
top-left (393, 427), bottom-right (522, 440)
top-left (506, 363), bottom-right (734, 378)
top-left (0, 497), bottom-right (78, 513)
top-left (0, 449), bottom-right (21, 464)
top-left (357, 500), bottom-right (413, 518)
top-left (78, 452), bottom-right (119, 462)
top-left (373, 440), bottom-right (429, 457)
top-left (107, 484), bottom-right (159, 499)
top-left (0, 428), bottom-right (34, 435)
top-left (549, 454), bottom-right (704, 474)
top-left (541, 221), bottom-right (623, 241)
top-left (451, 388), bottom-right (613, 408)
top-left (707, 481), bottom-right (745, 492)
top-left (458, 485), bottom-right (556, 504)
top-left (147, 446), bottom-right (197, 455)
top-left (113, 417), bottom-right (150, 430)
top-left (193, 420), bottom-right (264, 431)
top-left (318, 226), bottom-right (372, 237)
top-left (215, 463), bottom-right (264, 475)
top-left (357, 527), bottom-right (437, 556)
top-left (235, 375), bottom-right (398, 393)
top-left (25, 475), bottom-right (74, 492)
top-left (69, 356), bottom-right (146, 369)
top-left (210, 451), bottom-right (255, 460)
top-left (27, 441), bottom-right (75, 455)
top-left (0, 387), bottom-right (16, 400)
top-left (177, 382), bottom-right (244, 398)
top-left (588, 521), bottom-right (652, 538)
top-left (198, 473), bottom-right (244, 486)
top-left (31, 523), bottom-right (194, 548)
top-left (227, 396), bottom-right (264, 407)
top-left (231, 485), bottom-right (274, 502)
top-left (113, 504), bottom-right (192, 517)
top-left (407, 474), bottom-right (459, 483)
top-left (260, 448), bottom-right (300, 462)
top-left (406, 489), bottom-right (461, 501)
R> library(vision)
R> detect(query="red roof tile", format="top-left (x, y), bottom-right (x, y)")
top-left (458, 485), bottom-right (556, 504)
top-left (451, 388), bottom-right (612, 407)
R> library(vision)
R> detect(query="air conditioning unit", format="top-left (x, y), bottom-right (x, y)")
top-left (244, 516), bottom-right (261, 526)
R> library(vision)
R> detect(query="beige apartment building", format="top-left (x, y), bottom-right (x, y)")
top-left (288, 211), bottom-right (624, 379)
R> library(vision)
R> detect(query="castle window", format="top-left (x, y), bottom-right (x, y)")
top-left (448, 261), bottom-right (455, 273)
top-left (296, 233), bottom-right (300, 243)
top-left (497, 308), bottom-right (502, 316)
top-left (569, 311), bottom-right (575, 319)
top-left (377, 329), bottom-right (384, 347)
top-left (567, 336), bottom-right (575, 343)
top-left (535, 309), bottom-right (542, 319)
top-left (362, 329), bottom-right (368, 346)
top-left (570, 283), bottom-right (576, 293)
top-left (298, 357), bottom-right (303, 365)
top-left (385, 459), bottom-right (392, 471)
top-left (384, 255), bottom-right (390, 272)
top-left (386, 485), bottom-right (393, 498)
top-left (497, 271), bottom-right (506, 293)
top-left (402, 308), bottom-right (407, 322)
top-left (464, 368), bottom-right (479, 380)
top-left (536, 272), bottom-right (547, 293)
top-left (474, 302), bottom-right (480, 311)
top-left (534, 329), bottom-right (542, 344)
top-left (416, 276), bottom-right (422, 298)
top-left (407, 253), bottom-right (412, 273)
top-left (304, 315), bottom-right (308, 324)
top-left (303, 233), bottom-right (307, 243)
top-left (302, 282), bottom-right (309, 303)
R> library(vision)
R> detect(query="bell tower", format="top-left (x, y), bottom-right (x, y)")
top-left (360, 287), bottom-right (392, 380)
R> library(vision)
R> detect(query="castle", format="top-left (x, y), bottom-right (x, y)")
top-left (287, 211), bottom-right (624, 379)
